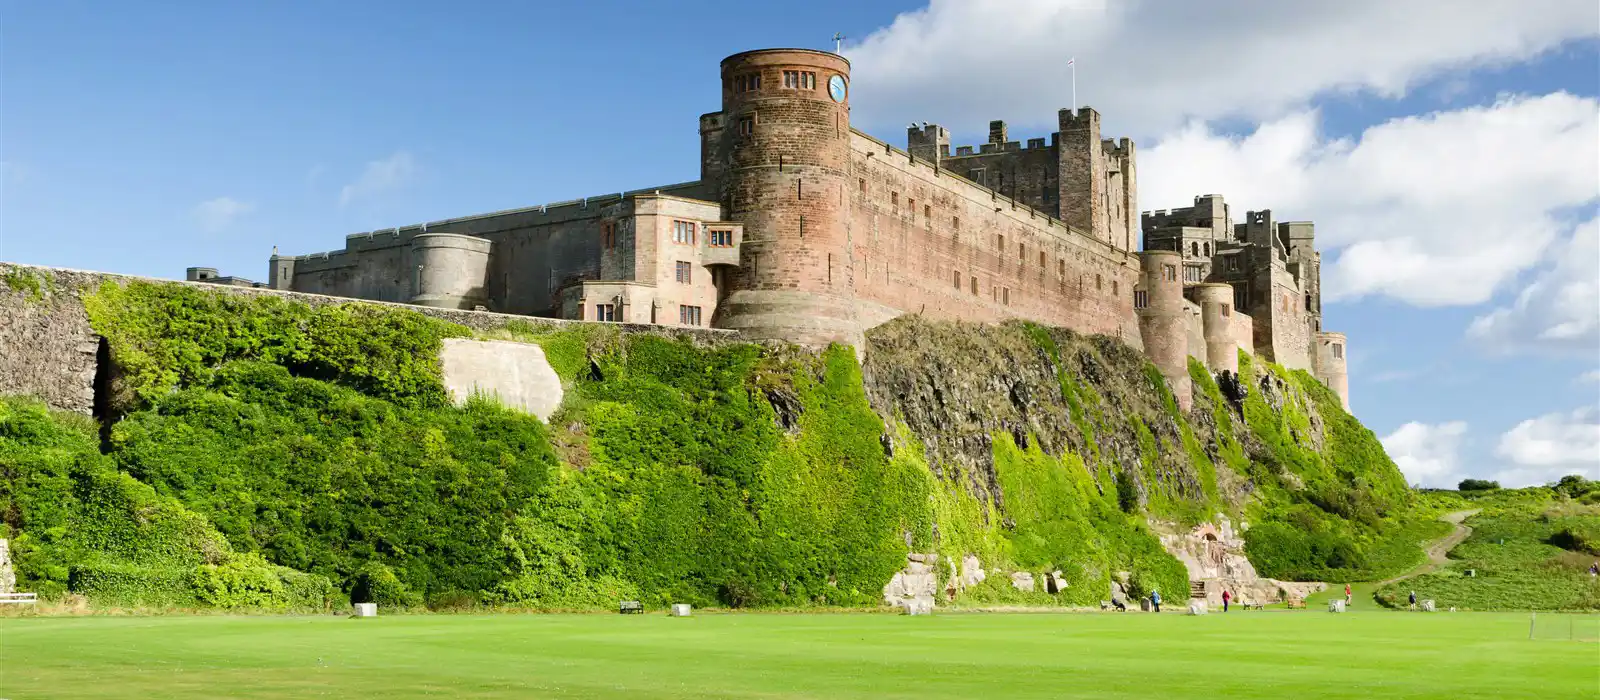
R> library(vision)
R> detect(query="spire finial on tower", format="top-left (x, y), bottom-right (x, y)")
top-left (833, 32), bottom-right (845, 54)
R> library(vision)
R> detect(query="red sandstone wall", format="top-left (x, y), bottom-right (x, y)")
top-left (847, 131), bottom-right (1139, 343)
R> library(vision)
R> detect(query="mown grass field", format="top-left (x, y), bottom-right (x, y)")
top-left (1, 610), bottom-right (1594, 699)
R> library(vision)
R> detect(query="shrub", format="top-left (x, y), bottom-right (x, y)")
top-left (1460, 479), bottom-right (1501, 492)
top-left (350, 562), bottom-right (422, 609)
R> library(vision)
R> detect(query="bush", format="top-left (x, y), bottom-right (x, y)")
top-left (1460, 479), bottom-right (1501, 492)
top-left (350, 562), bottom-right (422, 609)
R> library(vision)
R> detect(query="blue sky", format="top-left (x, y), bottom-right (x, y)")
top-left (3, 1), bottom-right (1597, 486)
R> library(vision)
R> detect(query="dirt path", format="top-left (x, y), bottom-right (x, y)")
top-left (1378, 509), bottom-right (1480, 587)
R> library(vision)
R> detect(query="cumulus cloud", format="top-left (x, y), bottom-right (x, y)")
top-left (1582, 370), bottom-right (1600, 383)
top-left (1467, 217), bottom-right (1600, 356)
top-left (339, 152), bottom-right (418, 207)
top-left (1381, 421), bottom-right (1469, 488)
top-left (1138, 94), bottom-right (1599, 307)
top-left (845, 0), bottom-right (1599, 138)
top-left (1494, 406), bottom-right (1600, 485)
top-left (191, 196), bottom-right (255, 232)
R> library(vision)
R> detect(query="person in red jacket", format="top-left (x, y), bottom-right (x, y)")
top-left (1221, 589), bottom-right (1232, 612)
top-left (1344, 583), bottom-right (1352, 605)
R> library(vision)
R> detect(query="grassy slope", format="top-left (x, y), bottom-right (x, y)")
top-left (1, 613), bottom-right (1593, 700)
top-left (1374, 489), bottom-right (1600, 611)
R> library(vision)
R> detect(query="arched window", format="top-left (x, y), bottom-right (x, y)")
top-left (1203, 242), bottom-right (1211, 256)
top-left (1191, 242), bottom-right (1199, 256)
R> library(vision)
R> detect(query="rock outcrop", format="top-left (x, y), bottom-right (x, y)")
top-left (883, 553), bottom-right (940, 613)
top-left (1160, 517), bottom-right (1325, 605)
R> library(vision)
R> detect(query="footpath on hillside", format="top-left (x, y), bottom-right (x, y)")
top-left (1380, 509), bottom-right (1481, 587)
top-left (1308, 509), bottom-right (1480, 609)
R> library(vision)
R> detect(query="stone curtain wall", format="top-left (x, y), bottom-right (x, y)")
top-left (848, 130), bottom-right (1142, 348)
top-left (0, 266), bottom-right (101, 414)
top-left (0, 263), bottom-right (733, 415)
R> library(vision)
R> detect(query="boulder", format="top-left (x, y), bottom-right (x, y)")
top-left (1010, 571), bottom-right (1035, 593)
top-left (353, 603), bottom-right (378, 618)
top-left (670, 603), bottom-right (692, 617)
top-left (1187, 602), bottom-right (1208, 615)
top-left (1046, 571), bottom-right (1068, 594)
top-left (961, 554), bottom-right (986, 588)
top-left (1327, 599), bottom-right (1345, 613)
top-left (901, 598), bottom-right (933, 615)
top-left (1421, 600), bottom-right (1436, 612)
top-left (883, 554), bottom-right (940, 613)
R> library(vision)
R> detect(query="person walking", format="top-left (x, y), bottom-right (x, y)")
top-left (1221, 589), bottom-right (1231, 612)
top-left (1408, 590), bottom-right (1417, 610)
top-left (1344, 583), bottom-right (1352, 605)
top-left (1589, 562), bottom-right (1598, 577)
top-left (1151, 589), bottom-right (1162, 613)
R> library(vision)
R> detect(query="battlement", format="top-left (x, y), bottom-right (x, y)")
top-left (1058, 106), bottom-right (1100, 130)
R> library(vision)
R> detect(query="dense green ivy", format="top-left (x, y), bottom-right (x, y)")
top-left (85, 280), bottom-right (470, 408)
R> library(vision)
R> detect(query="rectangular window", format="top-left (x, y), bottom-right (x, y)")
top-left (738, 115), bottom-right (754, 136)
top-left (858, 177), bottom-right (866, 193)
top-left (1162, 264), bottom-right (1176, 282)
top-left (594, 303), bottom-right (616, 322)
top-left (924, 204), bottom-right (932, 221)
top-left (709, 229), bottom-right (733, 247)
top-left (601, 221), bottom-right (616, 250)
top-left (891, 192), bottom-right (899, 208)
top-left (1058, 260), bottom-right (1066, 278)
top-left (1003, 287), bottom-right (1011, 306)
top-left (680, 305), bottom-right (703, 326)
top-left (782, 70), bottom-right (798, 88)
top-left (1039, 251), bottom-right (1046, 267)
top-left (953, 270), bottom-right (962, 289)
top-left (953, 216), bottom-right (960, 231)
top-left (907, 198), bottom-right (915, 218)
top-left (780, 70), bottom-right (816, 89)
top-left (997, 234), bottom-right (1005, 253)
top-left (1096, 274), bottom-right (1103, 290)
top-left (675, 261), bottom-right (692, 284)
top-left (1112, 280), bottom-right (1119, 295)
top-left (970, 275), bottom-right (978, 295)
top-left (735, 73), bottom-right (761, 92)
top-left (1221, 304), bottom-right (1231, 317)
top-left (971, 168), bottom-right (986, 186)
top-left (1234, 286), bottom-right (1247, 311)
top-left (1019, 243), bottom-right (1026, 263)
top-left (1333, 343), bottom-right (1343, 359)
top-left (1134, 290), bottom-right (1148, 309)
top-left (673, 221), bottom-right (697, 245)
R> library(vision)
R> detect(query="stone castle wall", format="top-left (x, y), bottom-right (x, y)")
top-left (847, 130), bottom-right (1142, 348)
top-left (0, 262), bottom-right (732, 416)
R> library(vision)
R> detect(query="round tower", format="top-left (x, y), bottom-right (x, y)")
top-left (1138, 250), bottom-right (1191, 410)
top-left (1194, 282), bottom-right (1238, 375)
top-left (1313, 331), bottom-right (1350, 411)
top-left (710, 48), bottom-right (860, 347)
top-left (409, 233), bottom-right (491, 310)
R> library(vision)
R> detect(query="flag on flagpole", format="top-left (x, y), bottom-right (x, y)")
top-left (1067, 58), bottom-right (1074, 66)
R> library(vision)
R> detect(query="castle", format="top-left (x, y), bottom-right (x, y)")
top-left (193, 48), bottom-right (1348, 411)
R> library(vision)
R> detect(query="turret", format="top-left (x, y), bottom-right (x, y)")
top-left (409, 233), bottom-right (491, 310)
top-left (1313, 331), bottom-right (1349, 411)
top-left (1138, 250), bottom-right (1191, 410)
top-left (710, 48), bottom-right (860, 347)
top-left (1194, 283), bottom-right (1238, 375)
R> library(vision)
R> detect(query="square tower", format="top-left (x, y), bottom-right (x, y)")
top-left (1057, 107), bottom-right (1137, 252)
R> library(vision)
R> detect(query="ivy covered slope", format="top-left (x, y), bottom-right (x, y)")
top-left (0, 279), bottom-right (1422, 611)
top-left (862, 317), bottom-right (1429, 588)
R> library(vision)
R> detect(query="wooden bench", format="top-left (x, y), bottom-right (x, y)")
top-left (619, 600), bottom-right (644, 614)
top-left (0, 593), bottom-right (37, 605)
top-left (1285, 598), bottom-right (1306, 610)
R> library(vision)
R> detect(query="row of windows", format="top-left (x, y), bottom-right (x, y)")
top-left (733, 71), bottom-right (818, 93)
top-left (948, 269), bottom-right (1118, 303)
top-left (673, 220), bottom-right (697, 245)
top-left (781, 70), bottom-right (817, 90)
top-left (591, 302), bottom-right (703, 327)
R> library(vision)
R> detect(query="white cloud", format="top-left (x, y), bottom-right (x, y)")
top-left (339, 152), bottom-right (418, 207)
top-left (1139, 94), bottom-right (1599, 307)
top-left (191, 196), bottom-right (255, 232)
top-left (1467, 217), bottom-right (1600, 356)
top-left (1581, 370), bottom-right (1600, 383)
top-left (846, 0), bottom-right (1598, 138)
top-left (1494, 406), bottom-right (1600, 485)
top-left (1381, 420), bottom-right (1469, 488)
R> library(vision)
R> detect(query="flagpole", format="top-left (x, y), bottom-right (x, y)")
top-left (1070, 58), bottom-right (1077, 111)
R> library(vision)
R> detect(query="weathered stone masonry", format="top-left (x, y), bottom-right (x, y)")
top-left (180, 47), bottom-right (1350, 412)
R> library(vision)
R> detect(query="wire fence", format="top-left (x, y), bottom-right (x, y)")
top-left (1527, 613), bottom-right (1600, 642)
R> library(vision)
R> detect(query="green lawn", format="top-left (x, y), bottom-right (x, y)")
top-left (1, 611), bottom-right (1594, 699)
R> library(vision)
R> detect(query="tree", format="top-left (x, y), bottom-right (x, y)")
top-left (1457, 478), bottom-right (1500, 492)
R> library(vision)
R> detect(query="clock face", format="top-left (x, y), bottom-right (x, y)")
top-left (828, 75), bottom-right (847, 103)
